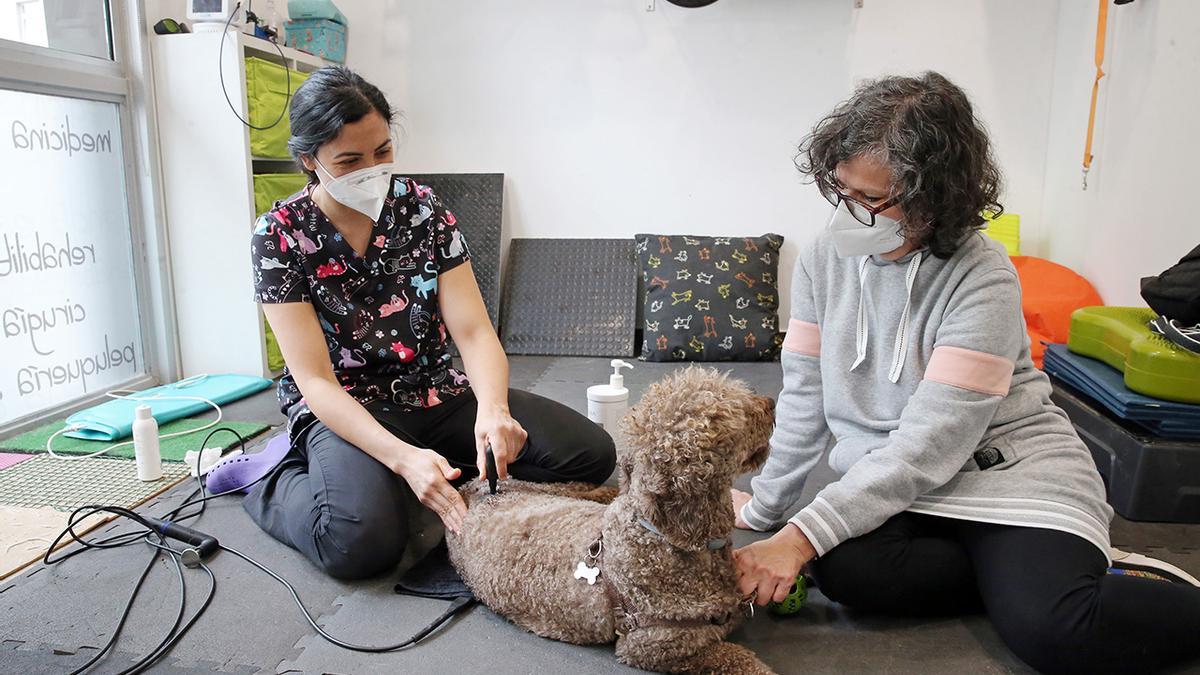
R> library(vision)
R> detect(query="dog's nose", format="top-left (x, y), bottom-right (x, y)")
top-left (761, 396), bottom-right (776, 411)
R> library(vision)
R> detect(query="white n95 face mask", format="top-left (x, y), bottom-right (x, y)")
top-left (827, 200), bottom-right (907, 258)
top-left (314, 158), bottom-right (394, 221)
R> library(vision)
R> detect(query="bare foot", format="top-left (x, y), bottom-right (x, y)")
top-left (731, 488), bottom-right (753, 530)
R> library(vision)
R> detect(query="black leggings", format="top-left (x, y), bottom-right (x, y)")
top-left (243, 389), bottom-right (616, 580)
top-left (810, 512), bottom-right (1200, 674)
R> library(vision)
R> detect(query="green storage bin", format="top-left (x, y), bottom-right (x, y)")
top-left (245, 56), bottom-right (308, 159)
top-left (263, 314), bottom-right (286, 373)
top-left (1068, 306), bottom-right (1200, 404)
top-left (983, 211), bottom-right (1020, 256)
top-left (253, 172), bottom-right (308, 373)
top-left (253, 172), bottom-right (310, 216)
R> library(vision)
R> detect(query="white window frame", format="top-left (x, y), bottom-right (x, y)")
top-left (0, 0), bottom-right (179, 436)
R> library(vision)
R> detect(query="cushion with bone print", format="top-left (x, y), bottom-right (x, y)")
top-left (635, 233), bottom-right (784, 362)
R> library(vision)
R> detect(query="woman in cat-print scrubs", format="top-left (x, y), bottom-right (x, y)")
top-left (246, 65), bottom-right (615, 579)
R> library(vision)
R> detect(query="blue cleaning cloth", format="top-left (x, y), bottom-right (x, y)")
top-left (64, 374), bottom-right (274, 441)
top-left (1044, 344), bottom-right (1200, 439)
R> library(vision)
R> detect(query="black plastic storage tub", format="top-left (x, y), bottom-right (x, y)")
top-left (1050, 380), bottom-right (1200, 523)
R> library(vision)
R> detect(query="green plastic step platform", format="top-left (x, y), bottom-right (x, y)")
top-left (1068, 306), bottom-right (1200, 404)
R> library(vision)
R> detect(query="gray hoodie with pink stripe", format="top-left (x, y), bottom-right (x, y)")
top-left (740, 230), bottom-right (1113, 559)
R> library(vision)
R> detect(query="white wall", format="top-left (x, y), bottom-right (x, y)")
top-left (337, 0), bottom-right (1062, 320)
top-left (1040, 0), bottom-right (1199, 306)
top-left (133, 0), bottom-right (1200, 340)
top-left (843, 0), bottom-right (1060, 258)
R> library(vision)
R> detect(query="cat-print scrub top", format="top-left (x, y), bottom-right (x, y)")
top-left (251, 176), bottom-right (473, 426)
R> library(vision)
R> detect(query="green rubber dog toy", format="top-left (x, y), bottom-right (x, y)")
top-left (767, 574), bottom-right (808, 616)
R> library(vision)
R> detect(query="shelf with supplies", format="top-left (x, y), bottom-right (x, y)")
top-left (152, 30), bottom-right (329, 379)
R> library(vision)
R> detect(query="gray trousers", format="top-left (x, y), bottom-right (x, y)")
top-left (243, 389), bottom-right (616, 579)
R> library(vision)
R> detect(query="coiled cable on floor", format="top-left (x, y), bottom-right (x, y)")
top-left (43, 505), bottom-right (216, 675)
top-left (39, 426), bottom-right (475, 673)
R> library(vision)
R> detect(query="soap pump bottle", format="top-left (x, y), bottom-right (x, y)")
top-left (132, 405), bottom-right (163, 481)
top-left (587, 359), bottom-right (634, 432)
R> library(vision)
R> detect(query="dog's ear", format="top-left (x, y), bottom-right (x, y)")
top-left (741, 443), bottom-right (770, 473)
top-left (739, 394), bottom-right (775, 472)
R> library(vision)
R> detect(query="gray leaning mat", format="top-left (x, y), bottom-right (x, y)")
top-left (499, 239), bottom-right (638, 357)
top-left (407, 173), bottom-right (504, 327)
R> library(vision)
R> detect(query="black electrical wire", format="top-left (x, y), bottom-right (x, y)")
top-left (111, 540), bottom-right (188, 675)
top-left (218, 1), bottom-right (291, 131)
top-left (164, 427), bottom-right (250, 523)
top-left (45, 427), bottom-right (249, 566)
top-left (117, 542), bottom-right (217, 675)
top-left (62, 539), bottom-right (158, 674)
top-left (103, 429), bottom-right (238, 674)
top-left (41, 425), bottom-right (474, 673)
top-left (46, 505), bottom-right (158, 563)
top-left (41, 506), bottom-right (197, 675)
top-left (219, 544), bottom-right (475, 652)
top-left (43, 425), bottom-right (244, 675)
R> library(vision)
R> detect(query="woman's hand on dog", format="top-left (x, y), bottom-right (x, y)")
top-left (396, 447), bottom-right (468, 534)
top-left (475, 405), bottom-right (528, 481)
top-left (731, 489), bottom-right (754, 529)
top-left (733, 524), bottom-right (817, 606)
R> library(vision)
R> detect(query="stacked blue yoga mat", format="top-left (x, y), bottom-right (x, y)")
top-left (1043, 344), bottom-right (1200, 439)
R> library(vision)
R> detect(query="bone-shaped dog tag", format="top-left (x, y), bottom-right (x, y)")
top-left (574, 561), bottom-right (600, 585)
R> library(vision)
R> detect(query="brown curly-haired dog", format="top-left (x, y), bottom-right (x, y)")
top-left (446, 367), bottom-right (776, 674)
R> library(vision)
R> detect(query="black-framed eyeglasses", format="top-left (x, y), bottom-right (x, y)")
top-left (821, 187), bottom-right (901, 228)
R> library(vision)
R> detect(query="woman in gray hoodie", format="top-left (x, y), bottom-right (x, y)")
top-left (732, 72), bottom-right (1200, 674)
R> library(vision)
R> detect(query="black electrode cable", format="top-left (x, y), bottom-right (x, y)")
top-left (43, 425), bottom-right (476, 673)
top-left (63, 541), bottom-right (159, 675)
top-left (116, 542), bottom-right (216, 675)
top-left (220, 544), bottom-right (476, 652)
top-left (48, 427), bottom-right (251, 672)
top-left (164, 427), bottom-right (251, 523)
top-left (218, 1), bottom-right (291, 132)
top-left (44, 506), bottom-right (196, 675)
top-left (47, 426), bottom-right (249, 566)
top-left (110, 540), bottom-right (188, 675)
top-left (45, 424), bottom-right (252, 675)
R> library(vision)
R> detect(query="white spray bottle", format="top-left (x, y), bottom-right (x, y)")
top-left (132, 405), bottom-right (163, 481)
top-left (587, 359), bottom-right (634, 432)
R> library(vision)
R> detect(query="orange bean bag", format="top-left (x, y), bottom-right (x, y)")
top-left (1011, 256), bottom-right (1103, 369)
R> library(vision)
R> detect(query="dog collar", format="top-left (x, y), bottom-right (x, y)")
top-left (636, 517), bottom-right (728, 551)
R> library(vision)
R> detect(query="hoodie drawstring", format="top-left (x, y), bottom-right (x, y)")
top-left (850, 253), bottom-right (923, 383)
top-left (888, 254), bottom-right (923, 383)
top-left (850, 256), bottom-right (871, 371)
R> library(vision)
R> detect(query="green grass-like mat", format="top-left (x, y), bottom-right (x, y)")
top-left (1, 418), bottom-right (273, 462)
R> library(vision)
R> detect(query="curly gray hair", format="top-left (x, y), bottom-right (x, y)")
top-left (796, 71), bottom-right (1004, 259)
